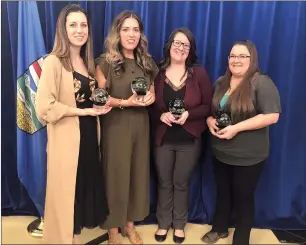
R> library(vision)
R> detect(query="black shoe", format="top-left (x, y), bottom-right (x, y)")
top-left (201, 231), bottom-right (229, 243)
top-left (155, 229), bottom-right (169, 242)
top-left (173, 229), bottom-right (185, 244)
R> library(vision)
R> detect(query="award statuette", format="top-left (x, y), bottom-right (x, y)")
top-left (91, 88), bottom-right (109, 106)
top-left (168, 98), bottom-right (186, 120)
top-left (216, 109), bottom-right (232, 129)
top-left (131, 77), bottom-right (148, 102)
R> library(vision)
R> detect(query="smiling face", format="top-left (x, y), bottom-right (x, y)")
top-left (228, 44), bottom-right (251, 77)
top-left (170, 32), bottom-right (190, 64)
top-left (65, 11), bottom-right (88, 48)
top-left (119, 17), bottom-right (141, 53)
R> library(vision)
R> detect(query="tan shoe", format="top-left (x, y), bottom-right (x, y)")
top-left (73, 234), bottom-right (82, 244)
top-left (121, 226), bottom-right (143, 244)
top-left (108, 230), bottom-right (121, 244)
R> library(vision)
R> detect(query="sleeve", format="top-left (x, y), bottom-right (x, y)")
top-left (187, 68), bottom-right (213, 120)
top-left (95, 54), bottom-right (111, 88)
top-left (95, 54), bottom-right (110, 76)
top-left (150, 58), bottom-right (159, 85)
top-left (148, 72), bottom-right (165, 125)
top-left (35, 55), bottom-right (71, 124)
top-left (255, 75), bottom-right (282, 114)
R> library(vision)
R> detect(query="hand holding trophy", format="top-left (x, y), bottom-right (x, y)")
top-left (131, 77), bottom-right (148, 102)
top-left (90, 88), bottom-right (112, 114)
top-left (216, 109), bottom-right (232, 129)
top-left (91, 88), bottom-right (110, 106)
top-left (168, 98), bottom-right (186, 120)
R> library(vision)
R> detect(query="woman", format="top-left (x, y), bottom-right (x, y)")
top-left (95, 10), bottom-right (159, 244)
top-left (150, 28), bottom-right (212, 243)
top-left (36, 4), bottom-right (110, 244)
top-left (201, 40), bottom-right (281, 245)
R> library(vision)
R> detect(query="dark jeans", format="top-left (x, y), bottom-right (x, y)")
top-left (211, 157), bottom-right (265, 245)
top-left (155, 140), bottom-right (201, 230)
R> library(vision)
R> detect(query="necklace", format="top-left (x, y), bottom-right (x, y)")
top-left (226, 87), bottom-right (234, 95)
top-left (126, 60), bottom-right (136, 74)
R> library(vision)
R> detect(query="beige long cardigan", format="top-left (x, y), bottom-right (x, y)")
top-left (36, 54), bottom-right (100, 244)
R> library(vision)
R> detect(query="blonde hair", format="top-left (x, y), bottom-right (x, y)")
top-left (51, 4), bottom-right (95, 77)
top-left (104, 10), bottom-right (154, 77)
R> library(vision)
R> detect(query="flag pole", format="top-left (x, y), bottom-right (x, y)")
top-left (16, 1), bottom-right (47, 240)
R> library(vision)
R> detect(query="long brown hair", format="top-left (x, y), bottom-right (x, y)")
top-left (104, 10), bottom-right (154, 77)
top-left (212, 40), bottom-right (260, 123)
top-left (51, 4), bottom-right (95, 77)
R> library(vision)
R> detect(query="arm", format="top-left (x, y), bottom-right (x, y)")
top-left (36, 56), bottom-right (87, 124)
top-left (234, 75), bottom-right (281, 132)
top-left (216, 113), bottom-right (279, 140)
top-left (235, 113), bottom-right (279, 132)
top-left (149, 77), bottom-right (176, 127)
top-left (148, 72), bottom-right (164, 122)
top-left (217, 75), bottom-right (281, 139)
top-left (141, 84), bottom-right (155, 106)
top-left (95, 65), bottom-right (143, 108)
top-left (187, 68), bottom-right (213, 120)
top-left (141, 57), bottom-right (159, 106)
top-left (149, 104), bottom-right (165, 125)
top-left (95, 65), bottom-right (106, 89)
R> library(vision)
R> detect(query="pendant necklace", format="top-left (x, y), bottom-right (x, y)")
top-left (126, 60), bottom-right (136, 74)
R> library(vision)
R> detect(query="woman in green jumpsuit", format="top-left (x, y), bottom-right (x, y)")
top-left (95, 10), bottom-right (158, 245)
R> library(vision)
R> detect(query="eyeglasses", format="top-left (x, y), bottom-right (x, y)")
top-left (172, 40), bottom-right (191, 50)
top-left (228, 54), bottom-right (251, 60)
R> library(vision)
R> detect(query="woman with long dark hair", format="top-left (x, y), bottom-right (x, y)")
top-left (150, 27), bottom-right (212, 243)
top-left (202, 40), bottom-right (281, 245)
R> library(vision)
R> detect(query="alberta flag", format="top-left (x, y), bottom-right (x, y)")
top-left (16, 1), bottom-right (47, 217)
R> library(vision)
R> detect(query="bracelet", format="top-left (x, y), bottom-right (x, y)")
top-left (118, 99), bottom-right (124, 110)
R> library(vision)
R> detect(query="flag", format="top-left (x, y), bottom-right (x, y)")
top-left (16, 1), bottom-right (47, 217)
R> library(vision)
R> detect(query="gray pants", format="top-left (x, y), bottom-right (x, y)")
top-left (155, 139), bottom-right (201, 230)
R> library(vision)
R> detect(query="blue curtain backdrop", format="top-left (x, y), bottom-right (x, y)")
top-left (2, 1), bottom-right (306, 229)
